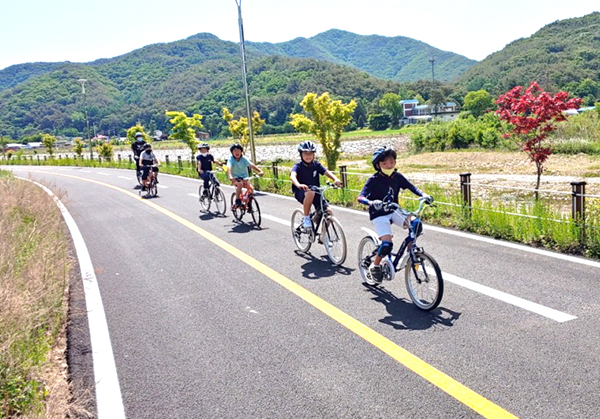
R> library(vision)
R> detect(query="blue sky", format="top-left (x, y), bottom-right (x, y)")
top-left (1, 0), bottom-right (598, 70)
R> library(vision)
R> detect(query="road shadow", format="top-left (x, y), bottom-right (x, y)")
top-left (293, 250), bottom-right (354, 280)
top-left (227, 220), bottom-right (264, 233)
top-left (199, 211), bottom-right (227, 220)
top-left (364, 285), bottom-right (461, 331)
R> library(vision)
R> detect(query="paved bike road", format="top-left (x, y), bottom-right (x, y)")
top-left (5, 166), bottom-right (599, 418)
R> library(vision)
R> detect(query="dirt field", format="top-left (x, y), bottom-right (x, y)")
top-left (340, 150), bottom-right (600, 194)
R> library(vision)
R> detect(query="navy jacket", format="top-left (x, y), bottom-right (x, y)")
top-left (131, 140), bottom-right (146, 158)
top-left (359, 171), bottom-right (423, 220)
top-left (291, 160), bottom-right (327, 193)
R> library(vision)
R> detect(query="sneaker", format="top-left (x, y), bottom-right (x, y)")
top-left (141, 186), bottom-right (147, 191)
top-left (369, 265), bottom-right (383, 284)
top-left (303, 216), bottom-right (312, 228)
top-left (202, 190), bottom-right (209, 197)
top-left (233, 199), bottom-right (242, 209)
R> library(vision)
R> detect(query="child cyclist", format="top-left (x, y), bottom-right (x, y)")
top-left (290, 141), bottom-right (342, 228)
top-left (196, 142), bottom-right (223, 196)
top-left (357, 146), bottom-right (432, 285)
top-left (227, 143), bottom-right (264, 208)
top-left (139, 143), bottom-right (160, 190)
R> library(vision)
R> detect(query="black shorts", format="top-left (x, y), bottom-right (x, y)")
top-left (141, 166), bottom-right (158, 180)
top-left (294, 189), bottom-right (326, 211)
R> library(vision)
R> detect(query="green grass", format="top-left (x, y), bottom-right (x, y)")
top-left (1, 174), bottom-right (70, 417)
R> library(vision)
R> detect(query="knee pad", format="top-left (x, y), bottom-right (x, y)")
top-left (377, 241), bottom-right (393, 257)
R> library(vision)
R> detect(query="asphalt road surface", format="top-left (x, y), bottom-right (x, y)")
top-left (4, 165), bottom-right (599, 419)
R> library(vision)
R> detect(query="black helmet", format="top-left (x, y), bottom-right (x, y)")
top-left (297, 141), bottom-right (317, 154)
top-left (230, 143), bottom-right (243, 153)
top-left (143, 143), bottom-right (152, 150)
top-left (198, 143), bottom-right (210, 150)
top-left (371, 146), bottom-right (397, 171)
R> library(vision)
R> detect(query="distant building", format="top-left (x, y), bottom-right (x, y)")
top-left (400, 99), bottom-right (460, 124)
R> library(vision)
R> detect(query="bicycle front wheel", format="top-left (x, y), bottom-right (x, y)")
top-left (405, 251), bottom-right (443, 311)
top-left (249, 196), bottom-right (261, 226)
top-left (214, 187), bottom-right (226, 215)
top-left (323, 216), bottom-right (347, 265)
top-left (230, 192), bottom-right (242, 221)
top-left (290, 209), bottom-right (312, 253)
top-left (150, 178), bottom-right (158, 197)
top-left (357, 236), bottom-right (377, 284)
top-left (199, 185), bottom-right (211, 211)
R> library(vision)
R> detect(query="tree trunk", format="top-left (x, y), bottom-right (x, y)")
top-left (534, 161), bottom-right (543, 201)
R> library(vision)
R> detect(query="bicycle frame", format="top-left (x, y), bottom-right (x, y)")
top-left (360, 199), bottom-right (430, 272)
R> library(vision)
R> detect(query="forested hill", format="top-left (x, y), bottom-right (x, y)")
top-left (0, 33), bottom-right (398, 138)
top-left (455, 12), bottom-right (600, 98)
top-left (247, 29), bottom-right (476, 82)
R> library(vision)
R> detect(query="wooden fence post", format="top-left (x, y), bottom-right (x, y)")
top-left (178, 156), bottom-right (183, 172)
top-left (339, 165), bottom-right (348, 189)
top-left (460, 172), bottom-right (472, 217)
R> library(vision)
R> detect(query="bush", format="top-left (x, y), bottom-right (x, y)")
top-left (367, 114), bottom-right (391, 131)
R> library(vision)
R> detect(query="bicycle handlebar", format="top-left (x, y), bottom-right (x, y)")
top-left (384, 196), bottom-right (434, 216)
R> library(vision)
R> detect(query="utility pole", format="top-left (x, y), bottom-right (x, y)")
top-left (429, 57), bottom-right (437, 119)
top-left (235, 0), bottom-right (257, 163)
top-left (77, 78), bottom-right (93, 159)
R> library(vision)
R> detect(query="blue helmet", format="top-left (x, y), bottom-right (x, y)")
top-left (371, 146), bottom-right (397, 171)
top-left (297, 141), bottom-right (317, 154)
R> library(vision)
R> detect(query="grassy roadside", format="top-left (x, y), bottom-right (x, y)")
top-left (0, 170), bottom-right (73, 417)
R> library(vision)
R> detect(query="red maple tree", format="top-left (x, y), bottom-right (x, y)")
top-left (496, 82), bottom-right (581, 198)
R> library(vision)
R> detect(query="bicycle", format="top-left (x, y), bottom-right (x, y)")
top-left (139, 165), bottom-right (158, 198)
top-left (357, 197), bottom-right (443, 311)
top-left (290, 184), bottom-right (347, 265)
top-left (198, 170), bottom-right (227, 215)
top-left (230, 176), bottom-right (261, 226)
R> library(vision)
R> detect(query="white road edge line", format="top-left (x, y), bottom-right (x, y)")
top-left (97, 172), bottom-right (110, 176)
top-left (188, 192), bottom-right (199, 198)
top-left (117, 176), bottom-right (133, 180)
top-left (442, 272), bottom-right (577, 323)
top-left (262, 211), bottom-right (577, 322)
top-left (157, 185), bottom-right (168, 189)
top-left (17, 177), bottom-right (126, 419)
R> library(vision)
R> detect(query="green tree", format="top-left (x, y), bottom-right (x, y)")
top-left (97, 141), bottom-right (114, 161)
top-left (368, 114), bottom-right (391, 131)
top-left (42, 134), bottom-right (57, 158)
top-left (221, 108), bottom-right (265, 151)
top-left (0, 136), bottom-right (10, 157)
top-left (73, 139), bottom-right (85, 158)
top-left (290, 92), bottom-right (357, 170)
top-left (463, 90), bottom-right (495, 118)
top-left (126, 125), bottom-right (151, 143)
top-left (166, 111), bottom-right (204, 158)
top-left (378, 93), bottom-right (403, 127)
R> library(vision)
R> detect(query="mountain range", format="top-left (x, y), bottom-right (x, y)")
top-left (1, 12), bottom-right (598, 139)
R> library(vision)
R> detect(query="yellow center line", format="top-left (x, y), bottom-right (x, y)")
top-left (26, 170), bottom-right (518, 419)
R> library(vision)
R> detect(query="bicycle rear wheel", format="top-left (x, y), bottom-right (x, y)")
top-left (248, 196), bottom-right (261, 226)
top-left (199, 185), bottom-right (211, 211)
top-left (230, 192), bottom-right (243, 221)
top-left (357, 236), bottom-right (377, 283)
top-left (405, 251), bottom-right (443, 311)
top-left (323, 217), bottom-right (347, 265)
top-left (150, 179), bottom-right (158, 197)
top-left (214, 187), bottom-right (226, 215)
top-left (290, 209), bottom-right (312, 252)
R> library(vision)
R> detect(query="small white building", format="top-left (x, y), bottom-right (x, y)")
top-left (400, 100), bottom-right (460, 124)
